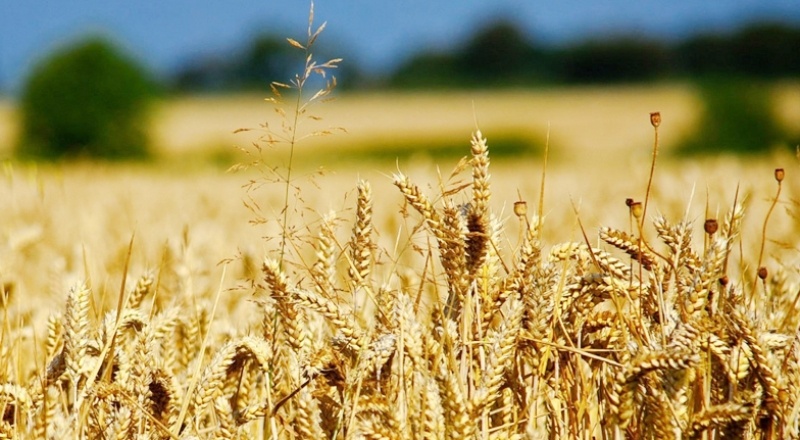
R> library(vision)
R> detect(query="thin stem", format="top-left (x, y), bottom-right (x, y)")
top-left (537, 123), bottom-right (550, 233)
top-left (751, 171), bottom-right (783, 299)
top-left (278, 83), bottom-right (306, 268)
top-left (635, 220), bottom-right (668, 346)
top-left (642, 115), bottom-right (659, 228)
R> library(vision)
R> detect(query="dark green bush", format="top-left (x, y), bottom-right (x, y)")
top-left (18, 37), bottom-right (155, 160)
top-left (674, 78), bottom-right (788, 156)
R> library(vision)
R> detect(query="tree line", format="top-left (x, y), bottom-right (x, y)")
top-left (173, 20), bottom-right (800, 92)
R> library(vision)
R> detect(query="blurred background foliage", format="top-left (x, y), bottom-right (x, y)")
top-left (165, 20), bottom-right (800, 92)
top-left (5, 19), bottom-right (800, 160)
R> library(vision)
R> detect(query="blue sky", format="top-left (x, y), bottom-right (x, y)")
top-left (2, 0), bottom-right (800, 92)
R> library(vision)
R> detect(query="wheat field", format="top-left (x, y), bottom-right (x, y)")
top-left (3, 18), bottom-right (800, 437)
top-left (3, 116), bottom-right (800, 438)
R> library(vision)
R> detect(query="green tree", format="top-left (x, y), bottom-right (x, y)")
top-left (456, 20), bottom-right (543, 86)
top-left (677, 23), bottom-right (800, 79)
top-left (389, 20), bottom-right (544, 89)
top-left (18, 37), bottom-right (155, 160)
top-left (557, 38), bottom-right (672, 83)
top-left (236, 34), bottom-right (297, 89)
top-left (389, 51), bottom-right (459, 88)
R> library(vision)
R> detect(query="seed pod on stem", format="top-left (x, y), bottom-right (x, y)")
top-left (650, 112), bottom-right (661, 128)
top-left (704, 219), bottom-right (719, 236)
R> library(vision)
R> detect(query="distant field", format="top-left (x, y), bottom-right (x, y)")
top-left (3, 82), bottom-right (798, 166)
top-left (0, 84), bottom-right (700, 164)
top-left (149, 84), bottom-right (699, 165)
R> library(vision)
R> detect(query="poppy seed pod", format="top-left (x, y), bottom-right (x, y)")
top-left (650, 112), bottom-right (661, 128)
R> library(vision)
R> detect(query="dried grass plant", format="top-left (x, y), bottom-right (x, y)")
top-left (2, 5), bottom-right (800, 440)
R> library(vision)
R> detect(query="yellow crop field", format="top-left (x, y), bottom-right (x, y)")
top-left (149, 85), bottom-right (699, 160)
top-left (3, 81), bottom-right (798, 161)
top-left (2, 82), bottom-right (800, 438)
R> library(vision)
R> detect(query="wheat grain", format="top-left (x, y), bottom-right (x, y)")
top-left (63, 283), bottom-right (90, 397)
top-left (687, 402), bottom-right (754, 439)
top-left (350, 179), bottom-right (374, 289)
